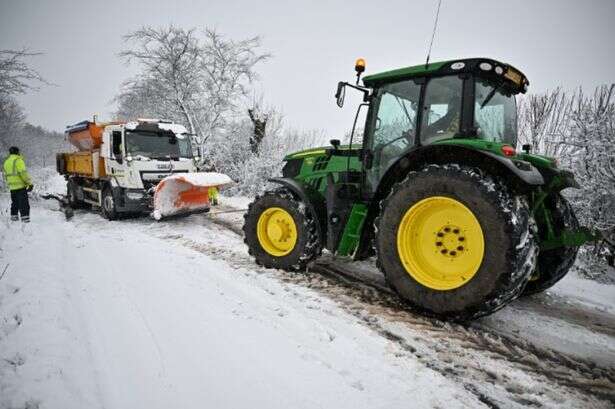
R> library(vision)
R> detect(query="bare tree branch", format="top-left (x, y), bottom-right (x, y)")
top-left (0, 49), bottom-right (49, 95)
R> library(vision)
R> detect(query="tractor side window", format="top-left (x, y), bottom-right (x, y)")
top-left (371, 80), bottom-right (421, 180)
top-left (474, 79), bottom-right (518, 145)
top-left (420, 76), bottom-right (463, 144)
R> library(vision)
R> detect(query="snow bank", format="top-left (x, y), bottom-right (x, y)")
top-left (162, 172), bottom-right (233, 187)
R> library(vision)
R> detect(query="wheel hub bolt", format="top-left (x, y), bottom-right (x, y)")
top-left (435, 225), bottom-right (467, 258)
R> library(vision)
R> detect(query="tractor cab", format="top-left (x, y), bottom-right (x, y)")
top-left (336, 58), bottom-right (529, 192)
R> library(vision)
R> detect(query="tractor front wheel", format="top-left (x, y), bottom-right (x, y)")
top-left (243, 189), bottom-right (322, 270)
top-left (376, 164), bottom-right (538, 320)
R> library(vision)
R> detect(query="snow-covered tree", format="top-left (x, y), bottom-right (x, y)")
top-left (117, 26), bottom-right (269, 146)
top-left (0, 49), bottom-right (47, 152)
top-left (563, 85), bottom-right (615, 274)
top-left (0, 94), bottom-right (25, 151)
top-left (0, 49), bottom-right (46, 95)
top-left (519, 85), bottom-right (615, 275)
top-left (517, 87), bottom-right (574, 159)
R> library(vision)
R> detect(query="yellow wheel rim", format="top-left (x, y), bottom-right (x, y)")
top-left (397, 196), bottom-right (485, 290)
top-left (257, 207), bottom-right (298, 257)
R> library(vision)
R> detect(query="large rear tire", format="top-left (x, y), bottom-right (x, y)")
top-left (376, 164), bottom-right (538, 321)
top-left (523, 194), bottom-right (579, 295)
top-left (243, 189), bottom-right (322, 270)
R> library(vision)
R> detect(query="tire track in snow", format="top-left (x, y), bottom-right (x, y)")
top-left (181, 212), bottom-right (615, 408)
top-left (84, 207), bottom-right (615, 408)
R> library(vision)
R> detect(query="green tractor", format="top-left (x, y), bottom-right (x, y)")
top-left (243, 57), bottom-right (595, 320)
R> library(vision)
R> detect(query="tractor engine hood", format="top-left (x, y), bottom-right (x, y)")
top-left (284, 144), bottom-right (361, 161)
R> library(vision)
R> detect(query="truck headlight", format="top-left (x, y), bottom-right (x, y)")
top-left (126, 191), bottom-right (144, 200)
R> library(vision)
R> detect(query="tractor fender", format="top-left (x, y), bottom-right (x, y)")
top-left (269, 177), bottom-right (327, 240)
top-left (479, 150), bottom-right (544, 185)
top-left (375, 144), bottom-right (544, 203)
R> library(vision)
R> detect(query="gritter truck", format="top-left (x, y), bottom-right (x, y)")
top-left (56, 118), bottom-right (228, 220)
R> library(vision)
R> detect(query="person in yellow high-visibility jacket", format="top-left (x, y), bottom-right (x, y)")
top-left (2, 146), bottom-right (33, 222)
top-left (208, 186), bottom-right (219, 206)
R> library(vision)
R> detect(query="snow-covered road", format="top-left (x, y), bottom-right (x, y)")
top-left (0, 201), bottom-right (485, 409)
top-left (1, 190), bottom-right (614, 408)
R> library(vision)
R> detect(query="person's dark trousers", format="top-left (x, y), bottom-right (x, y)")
top-left (10, 188), bottom-right (30, 222)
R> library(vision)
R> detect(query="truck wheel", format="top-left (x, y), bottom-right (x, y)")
top-left (523, 194), bottom-right (579, 295)
top-left (243, 189), bottom-right (322, 271)
top-left (67, 179), bottom-right (88, 209)
top-left (376, 164), bottom-right (538, 321)
top-left (101, 187), bottom-right (119, 220)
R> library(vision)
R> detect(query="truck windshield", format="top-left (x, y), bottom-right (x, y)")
top-left (474, 78), bottom-right (517, 146)
top-left (125, 131), bottom-right (192, 159)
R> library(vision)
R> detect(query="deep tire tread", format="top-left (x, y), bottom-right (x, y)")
top-left (243, 188), bottom-right (322, 271)
top-left (375, 164), bottom-right (538, 321)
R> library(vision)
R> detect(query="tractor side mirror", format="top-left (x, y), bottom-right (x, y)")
top-left (335, 82), bottom-right (346, 108)
top-left (522, 144), bottom-right (531, 154)
top-left (112, 131), bottom-right (123, 164)
top-left (330, 139), bottom-right (341, 150)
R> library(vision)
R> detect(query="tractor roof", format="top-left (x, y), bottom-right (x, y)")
top-left (362, 58), bottom-right (528, 92)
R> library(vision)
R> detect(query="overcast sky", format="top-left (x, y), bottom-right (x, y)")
top-left (1, 0), bottom-right (614, 139)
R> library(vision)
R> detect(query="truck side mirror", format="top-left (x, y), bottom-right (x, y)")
top-left (335, 82), bottom-right (346, 108)
top-left (112, 131), bottom-right (123, 163)
top-left (330, 139), bottom-right (341, 150)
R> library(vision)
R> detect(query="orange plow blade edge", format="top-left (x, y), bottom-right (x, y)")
top-left (152, 173), bottom-right (232, 220)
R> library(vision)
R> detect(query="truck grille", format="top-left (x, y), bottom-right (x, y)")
top-left (140, 170), bottom-right (189, 191)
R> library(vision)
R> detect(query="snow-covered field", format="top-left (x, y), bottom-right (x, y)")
top-left (0, 174), bottom-right (614, 409)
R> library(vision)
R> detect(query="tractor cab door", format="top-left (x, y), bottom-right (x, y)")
top-left (364, 79), bottom-right (422, 193)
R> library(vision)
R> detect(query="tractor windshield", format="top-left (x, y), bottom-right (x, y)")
top-left (125, 131), bottom-right (193, 159)
top-left (474, 78), bottom-right (518, 145)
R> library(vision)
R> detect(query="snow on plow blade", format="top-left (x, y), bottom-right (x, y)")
top-left (152, 173), bottom-right (232, 220)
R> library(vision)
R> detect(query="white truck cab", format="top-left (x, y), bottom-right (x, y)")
top-left (64, 119), bottom-right (201, 218)
top-left (101, 120), bottom-right (198, 191)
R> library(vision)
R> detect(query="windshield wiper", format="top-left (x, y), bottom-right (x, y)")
top-left (394, 96), bottom-right (413, 123)
top-left (480, 82), bottom-right (506, 109)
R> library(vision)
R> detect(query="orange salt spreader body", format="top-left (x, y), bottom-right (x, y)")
top-left (67, 121), bottom-right (107, 150)
top-left (59, 120), bottom-right (123, 178)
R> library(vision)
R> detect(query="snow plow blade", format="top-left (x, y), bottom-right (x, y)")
top-left (152, 173), bottom-right (232, 220)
